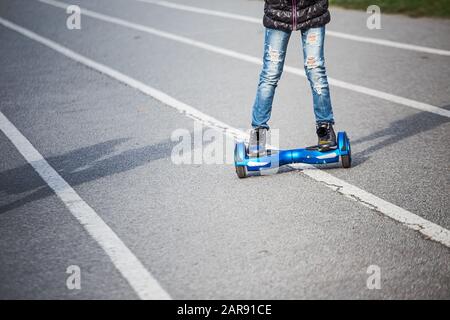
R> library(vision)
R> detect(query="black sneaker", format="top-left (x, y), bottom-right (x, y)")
top-left (248, 127), bottom-right (267, 157)
top-left (306, 122), bottom-right (337, 151)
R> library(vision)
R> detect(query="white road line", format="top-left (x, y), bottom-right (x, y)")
top-left (326, 30), bottom-right (450, 57)
top-left (0, 110), bottom-right (170, 298)
top-left (135, 0), bottom-right (450, 57)
top-left (38, 0), bottom-right (450, 119)
top-left (139, 0), bottom-right (262, 24)
top-left (2, 17), bottom-right (449, 248)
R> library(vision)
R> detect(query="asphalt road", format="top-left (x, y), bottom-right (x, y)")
top-left (0, 0), bottom-right (449, 299)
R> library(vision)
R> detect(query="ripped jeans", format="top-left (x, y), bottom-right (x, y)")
top-left (251, 27), bottom-right (334, 129)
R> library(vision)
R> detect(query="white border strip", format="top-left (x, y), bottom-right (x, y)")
top-left (38, 0), bottom-right (450, 119)
top-left (139, 0), bottom-right (262, 24)
top-left (1, 17), bottom-right (449, 248)
top-left (0, 93), bottom-right (170, 299)
top-left (136, 0), bottom-right (450, 57)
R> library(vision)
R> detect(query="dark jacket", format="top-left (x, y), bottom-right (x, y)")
top-left (263, 0), bottom-right (330, 32)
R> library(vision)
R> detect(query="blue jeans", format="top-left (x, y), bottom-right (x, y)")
top-left (251, 27), bottom-right (334, 129)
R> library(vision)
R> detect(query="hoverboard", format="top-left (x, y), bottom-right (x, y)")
top-left (234, 131), bottom-right (351, 178)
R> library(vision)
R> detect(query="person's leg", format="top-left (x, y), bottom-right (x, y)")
top-left (251, 28), bottom-right (291, 129)
top-left (301, 27), bottom-right (336, 150)
top-left (301, 26), bottom-right (334, 124)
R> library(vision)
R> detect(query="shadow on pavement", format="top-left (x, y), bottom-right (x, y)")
top-left (350, 111), bottom-right (449, 166)
top-left (2, 110), bottom-right (449, 211)
top-left (0, 137), bottom-right (182, 214)
top-left (271, 110), bottom-right (449, 171)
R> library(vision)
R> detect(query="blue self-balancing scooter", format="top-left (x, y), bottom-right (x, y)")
top-left (234, 131), bottom-right (351, 178)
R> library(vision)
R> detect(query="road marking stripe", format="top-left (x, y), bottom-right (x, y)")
top-left (326, 30), bottom-right (450, 57)
top-left (139, 0), bottom-right (262, 24)
top-left (2, 17), bottom-right (449, 248)
top-left (135, 0), bottom-right (450, 57)
top-left (0, 89), bottom-right (170, 299)
top-left (38, 0), bottom-right (450, 119)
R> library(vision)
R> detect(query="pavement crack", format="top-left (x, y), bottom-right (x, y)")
top-left (319, 180), bottom-right (381, 213)
top-left (318, 178), bottom-right (449, 247)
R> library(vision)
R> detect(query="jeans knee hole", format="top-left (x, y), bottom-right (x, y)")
top-left (306, 56), bottom-right (318, 69)
top-left (267, 45), bottom-right (283, 63)
top-left (306, 32), bottom-right (319, 45)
